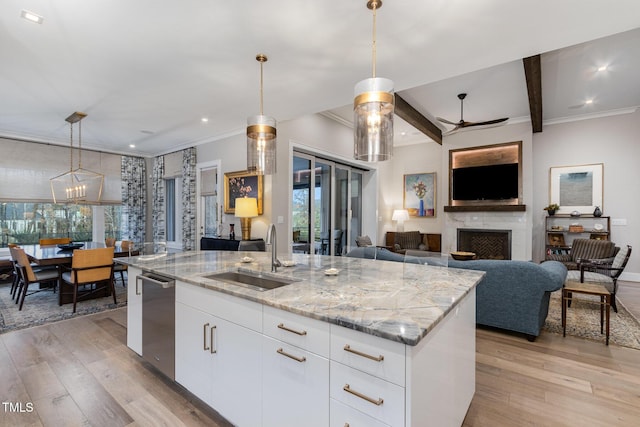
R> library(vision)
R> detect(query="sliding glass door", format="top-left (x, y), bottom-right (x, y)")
top-left (292, 153), bottom-right (362, 256)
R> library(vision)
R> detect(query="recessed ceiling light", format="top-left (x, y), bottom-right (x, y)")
top-left (597, 65), bottom-right (608, 72)
top-left (400, 131), bottom-right (407, 136)
top-left (129, 144), bottom-right (136, 148)
top-left (585, 99), bottom-right (594, 105)
top-left (21, 10), bottom-right (43, 24)
top-left (201, 117), bottom-right (209, 123)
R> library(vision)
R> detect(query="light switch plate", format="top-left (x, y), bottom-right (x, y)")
top-left (611, 218), bottom-right (627, 226)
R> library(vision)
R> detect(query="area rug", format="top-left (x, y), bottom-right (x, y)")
top-left (0, 281), bottom-right (127, 334)
top-left (544, 290), bottom-right (640, 349)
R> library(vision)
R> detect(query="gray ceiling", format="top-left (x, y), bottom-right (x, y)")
top-left (2, 1), bottom-right (639, 156)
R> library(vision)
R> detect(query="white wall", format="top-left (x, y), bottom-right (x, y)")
top-left (532, 109), bottom-right (640, 280)
top-left (196, 114), bottom-right (378, 255)
top-left (377, 142), bottom-right (443, 243)
top-left (194, 110), bottom-right (639, 279)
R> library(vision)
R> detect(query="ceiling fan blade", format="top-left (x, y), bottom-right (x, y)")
top-left (436, 117), bottom-right (458, 126)
top-left (462, 117), bottom-right (509, 128)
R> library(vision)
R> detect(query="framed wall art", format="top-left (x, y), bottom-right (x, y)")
top-left (549, 163), bottom-right (603, 215)
top-left (403, 172), bottom-right (436, 217)
top-left (224, 170), bottom-right (263, 214)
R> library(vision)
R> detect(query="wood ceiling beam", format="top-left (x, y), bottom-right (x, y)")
top-left (523, 55), bottom-right (543, 133)
top-left (394, 94), bottom-right (442, 145)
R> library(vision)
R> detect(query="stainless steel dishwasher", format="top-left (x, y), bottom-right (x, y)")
top-left (139, 272), bottom-right (175, 380)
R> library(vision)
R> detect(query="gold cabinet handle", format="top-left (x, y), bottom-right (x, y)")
top-left (210, 325), bottom-right (217, 354)
top-left (343, 384), bottom-right (383, 406)
top-left (276, 348), bottom-right (306, 363)
top-left (277, 323), bottom-right (307, 336)
top-left (343, 344), bottom-right (384, 362)
top-left (203, 323), bottom-right (210, 351)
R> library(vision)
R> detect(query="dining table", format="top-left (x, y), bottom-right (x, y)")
top-left (21, 241), bottom-right (134, 306)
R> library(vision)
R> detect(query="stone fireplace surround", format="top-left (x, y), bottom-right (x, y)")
top-left (444, 211), bottom-right (531, 261)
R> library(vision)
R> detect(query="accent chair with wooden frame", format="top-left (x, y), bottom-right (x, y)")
top-left (59, 247), bottom-right (116, 313)
top-left (9, 246), bottom-right (59, 311)
top-left (565, 244), bottom-right (632, 313)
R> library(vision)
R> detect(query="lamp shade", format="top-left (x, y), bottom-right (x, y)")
top-left (392, 209), bottom-right (409, 222)
top-left (235, 197), bottom-right (258, 218)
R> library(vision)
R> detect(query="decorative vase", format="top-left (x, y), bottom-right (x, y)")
top-left (593, 206), bottom-right (602, 217)
top-left (229, 223), bottom-right (235, 240)
top-left (419, 199), bottom-right (425, 216)
top-left (547, 209), bottom-right (556, 216)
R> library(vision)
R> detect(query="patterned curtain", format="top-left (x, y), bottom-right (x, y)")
top-left (152, 155), bottom-right (166, 243)
top-left (181, 147), bottom-right (197, 251)
top-left (121, 156), bottom-right (146, 244)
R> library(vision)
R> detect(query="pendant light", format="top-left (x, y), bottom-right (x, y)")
top-left (50, 112), bottom-right (104, 204)
top-left (354, 0), bottom-right (394, 162)
top-left (247, 54), bottom-right (277, 175)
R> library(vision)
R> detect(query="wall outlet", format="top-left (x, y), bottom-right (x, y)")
top-left (277, 216), bottom-right (284, 224)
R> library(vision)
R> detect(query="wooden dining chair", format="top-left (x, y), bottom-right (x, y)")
top-left (39, 237), bottom-right (72, 245)
top-left (113, 240), bottom-right (133, 286)
top-left (9, 246), bottom-right (59, 311)
top-left (59, 247), bottom-right (116, 313)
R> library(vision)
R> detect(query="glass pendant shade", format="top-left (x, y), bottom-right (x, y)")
top-left (247, 114), bottom-right (277, 175)
top-left (354, 77), bottom-right (394, 162)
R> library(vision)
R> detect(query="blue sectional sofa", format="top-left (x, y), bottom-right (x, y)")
top-left (346, 247), bottom-right (568, 340)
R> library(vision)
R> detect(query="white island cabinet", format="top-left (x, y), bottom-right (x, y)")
top-left (122, 251), bottom-right (482, 427)
top-left (175, 281), bottom-right (262, 427)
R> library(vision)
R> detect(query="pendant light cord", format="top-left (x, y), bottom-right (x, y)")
top-left (372, 2), bottom-right (377, 78)
top-left (260, 60), bottom-right (264, 115)
top-left (69, 121), bottom-right (74, 173)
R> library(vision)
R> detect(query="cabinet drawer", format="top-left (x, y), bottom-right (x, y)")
top-left (330, 398), bottom-right (391, 427)
top-left (264, 305), bottom-right (330, 357)
top-left (330, 325), bottom-right (406, 386)
top-left (330, 361), bottom-right (404, 427)
top-left (262, 336), bottom-right (329, 427)
top-left (176, 281), bottom-right (262, 332)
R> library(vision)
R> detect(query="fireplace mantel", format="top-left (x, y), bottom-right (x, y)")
top-left (444, 205), bottom-right (526, 212)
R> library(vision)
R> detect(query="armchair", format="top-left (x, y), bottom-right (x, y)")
top-left (546, 238), bottom-right (617, 270)
top-left (566, 244), bottom-right (632, 312)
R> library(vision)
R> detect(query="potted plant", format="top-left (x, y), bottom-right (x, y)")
top-left (544, 203), bottom-right (560, 216)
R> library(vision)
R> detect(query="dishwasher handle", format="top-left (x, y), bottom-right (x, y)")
top-left (140, 273), bottom-right (175, 289)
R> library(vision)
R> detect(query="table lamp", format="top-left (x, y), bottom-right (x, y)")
top-left (235, 197), bottom-right (259, 240)
top-left (392, 209), bottom-right (410, 232)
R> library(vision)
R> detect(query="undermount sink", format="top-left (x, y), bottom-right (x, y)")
top-left (205, 270), bottom-right (299, 291)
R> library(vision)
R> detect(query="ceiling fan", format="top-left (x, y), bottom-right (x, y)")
top-left (437, 93), bottom-right (508, 133)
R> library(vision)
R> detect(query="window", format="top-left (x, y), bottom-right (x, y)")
top-left (165, 177), bottom-right (182, 247)
top-left (0, 202), bottom-right (126, 247)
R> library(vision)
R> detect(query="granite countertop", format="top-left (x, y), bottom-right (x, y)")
top-left (117, 251), bottom-right (484, 346)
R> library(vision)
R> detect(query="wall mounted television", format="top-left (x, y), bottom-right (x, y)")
top-left (452, 163), bottom-right (518, 201)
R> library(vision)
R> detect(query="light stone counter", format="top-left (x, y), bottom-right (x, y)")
top-left (117, 250), bottom-right (484, 345)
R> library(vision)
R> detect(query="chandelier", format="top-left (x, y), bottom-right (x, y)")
top-left (247, 54), bottom-right (277, 175)
top-left (353, 0), bottom-right (394, 162)
top-left (50, 112), bottom-right (104, 204)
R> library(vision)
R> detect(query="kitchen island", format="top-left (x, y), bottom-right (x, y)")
top-left (118, 251), bottom-right (484, 427)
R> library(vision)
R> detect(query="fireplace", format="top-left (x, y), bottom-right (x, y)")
top-left (457, 229), bottom-right (512, 260)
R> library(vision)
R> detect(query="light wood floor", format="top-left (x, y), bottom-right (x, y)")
top-left (1, 285), bottom-right (639, 427)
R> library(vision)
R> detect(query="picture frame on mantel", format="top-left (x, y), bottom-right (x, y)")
top-left (403, 172), bottom-right (436, 217)
top-left (549, 163), bottom-right (603, 215)
top-left (224, 170), bottom-right (263, 214)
